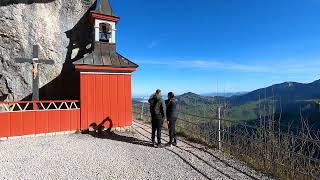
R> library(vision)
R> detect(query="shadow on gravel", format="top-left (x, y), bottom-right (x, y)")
top-left (134, 120), bottom-right (261, 180)
top-left (87, 131), bottom-right (154, 148)
top-left (81, 117), bottom-right (153, 148)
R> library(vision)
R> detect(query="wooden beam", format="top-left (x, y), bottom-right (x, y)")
top-left (74, 65), bottom-right (136, 72)
top-left (90, 12), bottom-right (120, 22)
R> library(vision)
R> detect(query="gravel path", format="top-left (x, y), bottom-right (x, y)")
top-left (0, 120), bottom-right (273, 180)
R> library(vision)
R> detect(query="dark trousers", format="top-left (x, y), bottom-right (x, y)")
top-left (168, 118), bottom-right (177, 143)
top-left (151, 117), bottom-right (162, 144)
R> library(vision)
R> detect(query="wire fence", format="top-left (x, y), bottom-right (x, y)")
top-left (132, 101), bottom-right (320, 179)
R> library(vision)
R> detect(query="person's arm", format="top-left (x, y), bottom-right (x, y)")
top-left (166, 101), bottom-right (173, 118)
top-left (172, 101), bottom-right (177, 118)
top-left (148, 95), bottom-right (153, 104)
top-left (161, 99), bottom-right (166, 119)
top-left (165, 100), bottom-right (168, 116)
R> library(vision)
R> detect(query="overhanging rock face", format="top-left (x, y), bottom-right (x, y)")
top-left (0, 0), bottom-right (95, 101)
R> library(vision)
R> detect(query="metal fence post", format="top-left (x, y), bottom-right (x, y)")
top-left (140, 100), bottom-right (145, 120)
top-left (218, 107), bottom-right (222, 150)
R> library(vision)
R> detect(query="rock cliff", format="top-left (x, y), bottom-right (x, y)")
top-left (0, 0), bottom-right (94, 101)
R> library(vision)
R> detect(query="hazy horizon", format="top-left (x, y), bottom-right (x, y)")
top-left (132, 78), bottom-right (319, 98)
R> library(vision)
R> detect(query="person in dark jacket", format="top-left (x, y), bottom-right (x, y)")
top-left (165, 92), bottom-right (178, 146)
top-left (148, 89), bottom-right (166, 147)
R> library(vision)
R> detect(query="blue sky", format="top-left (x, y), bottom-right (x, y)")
top-left (111, 0), bottom-right (320, 96)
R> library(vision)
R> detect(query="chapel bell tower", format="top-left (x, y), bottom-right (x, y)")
top-left (92, 0), bottom-right (119, 43)
top-left (73, 0), bottom-right (138, 129)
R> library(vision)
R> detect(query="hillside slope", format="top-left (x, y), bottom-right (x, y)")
top-left (229, 79), bottom-right (320, 106)
top-left (175, 80), bottom-right (320, 130)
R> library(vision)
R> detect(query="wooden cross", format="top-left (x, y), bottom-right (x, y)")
top-left (15, 45), bottom-right (54, 101)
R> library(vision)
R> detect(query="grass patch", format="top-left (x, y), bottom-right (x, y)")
top-left (176, 127), bottom-right (217, 149)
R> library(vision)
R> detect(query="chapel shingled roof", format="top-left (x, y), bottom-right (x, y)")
top-left (73, 42), bottom-right (138, 68)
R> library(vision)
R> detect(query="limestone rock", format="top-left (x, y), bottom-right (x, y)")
top-left (0, 0), bottom-right (95, 101)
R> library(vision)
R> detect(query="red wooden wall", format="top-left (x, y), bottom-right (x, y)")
top-left (0, 109), bottom-right (80, 138)
top-left (80, 73), bottom-right (133, 129)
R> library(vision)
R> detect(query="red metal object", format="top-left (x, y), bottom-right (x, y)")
top-left (10, 113), bottom-right (23, 136)
top-left (48, 111), bottom-right (60, 133)
top-left (35, 111), bottom-right (48, 134)
top-left (79, 73), bottom-right (133, 129)
top-left (0, 100), bottom-right (79, 105)
top-left (124, 75), bottom-right (133, 126)
top-left (0, 100), bottom-right (80, 138)
top-left (70, 110), bottom-right (80, 131)
top-left (60, 110), bottom-right (71, 131)
top-left (110, 74), bottom-right (118, 127)
top-left (0, 113), bottom-right (10, 137)
top-left (23, 112), bottom-right (35, 135)
top-left (33, 102), bottom-right (38, 110)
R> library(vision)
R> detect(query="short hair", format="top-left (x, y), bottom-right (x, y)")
top-left (156, 89), bottom-right (161, 94)
top-left (168, 92), bottom-right (174, 99)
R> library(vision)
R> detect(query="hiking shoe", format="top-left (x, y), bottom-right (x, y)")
top-left (157, 143), bottom-right (165, 148)
top-left (152, 142), bottom-right (157, 147)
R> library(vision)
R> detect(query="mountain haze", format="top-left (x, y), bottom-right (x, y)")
top-left (175, 79), bottom-right (320, 130)
top-left (229, 79), bottom-right (320, 106)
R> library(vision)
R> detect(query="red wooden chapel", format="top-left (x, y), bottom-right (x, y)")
top-left (0, 0), bottom-right (138, 139)
top-left (74, 0), bottom-right (138, 129)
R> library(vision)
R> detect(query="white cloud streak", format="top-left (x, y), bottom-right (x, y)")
top-left (136, 59), bottom-right (320, 74)
top-left (176, 60), bottom-right (271, 72)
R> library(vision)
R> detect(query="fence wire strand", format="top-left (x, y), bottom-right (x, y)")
top-left (132, 101), bottom-right (320, 179)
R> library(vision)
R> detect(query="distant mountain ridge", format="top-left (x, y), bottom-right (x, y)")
top-left (229, 79), bottom-right (320, 106)
top-left (201, 92), bottom-right (248, 97)
top-left (177, 79), bottom-right (320, 112)
top-left (176, 92), bottom-right (215, 105)
top-left (133, 79), bottom-right (320, 130)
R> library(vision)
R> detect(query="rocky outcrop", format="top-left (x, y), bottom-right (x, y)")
top-left (0, 0), bottom-right (95, 101)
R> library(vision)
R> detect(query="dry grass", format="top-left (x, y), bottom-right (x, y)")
top-left (133, 108), bottom-right (320, 180)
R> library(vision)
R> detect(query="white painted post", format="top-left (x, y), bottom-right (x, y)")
top-left (218, 107), bottom-right (222, 150)
top-left (140, 101), bottom-right (145, 120)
